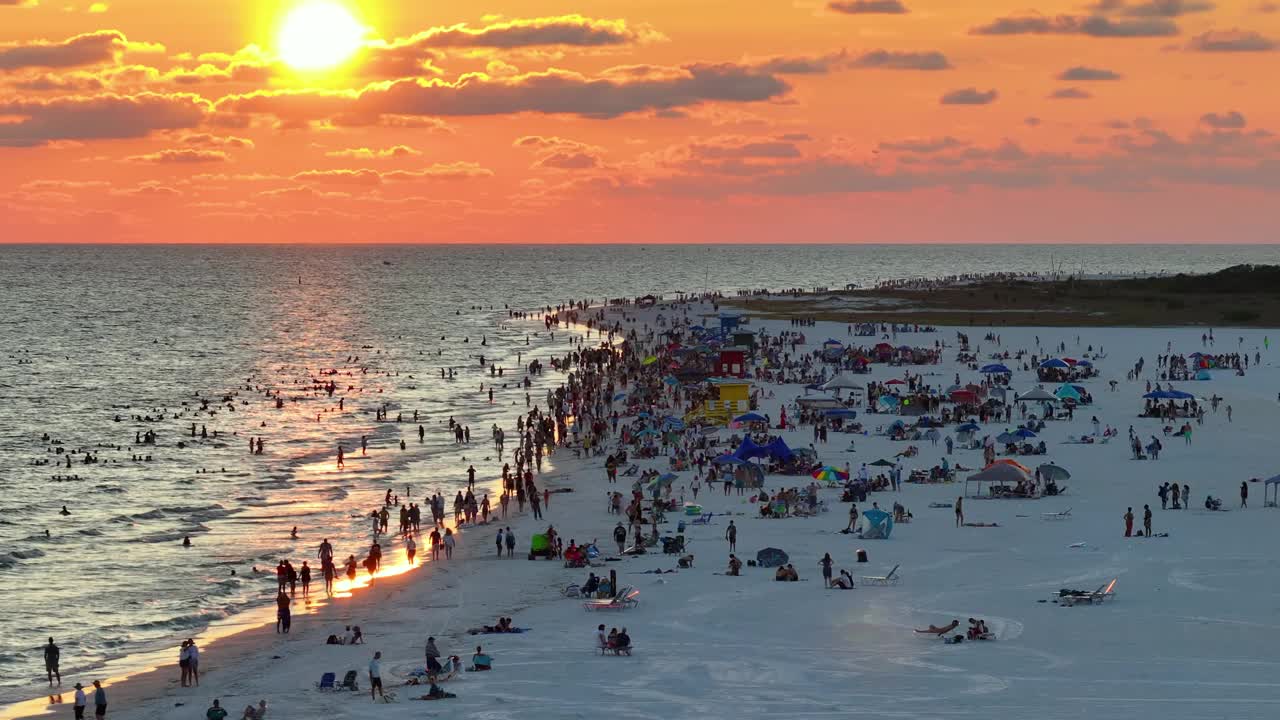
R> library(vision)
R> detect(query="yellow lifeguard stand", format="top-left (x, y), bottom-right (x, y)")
top-left (686, 378), bottom-right (752, 425)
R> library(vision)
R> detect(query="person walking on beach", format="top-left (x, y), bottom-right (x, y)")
top-left (301, 561), bottom-right (311, 596)
top-left (1241, 481), bottom-right (1249, 508)
top-left (1124, 508), bottom-right (1134, 537)
top-left (179, 640), bottom-right (191, 686)
top-left (92, 680), bottom-right (107, 720)
top-left (443, 528), bottom-right (455, 560)
top-left (495, 528), bottom-right (504, 556)
top-left (73, 682), bottom-right (86, 720)
top-left (505, 527), bottom-right (516, 557)
top-left (820, 553), bottom-right (834, 588)
top-left (43, 637), bottom-right (60, 686)
top-left (1143, 505), bottom-right (1153, 537)
top-left (955, 497), bottom-right (964, 527)
top-left (368, 651), bottom-right (385, 702)
top-left (725, 521), bottom-right (737, 552)
top-left (614, 522), bottom-right (627, 554)
top-left (337, 446), bottom-right (345, 469)
top-left (406, 535), bottom-right (417, 565)
top-left (530, 491), bottom-right (542, 520)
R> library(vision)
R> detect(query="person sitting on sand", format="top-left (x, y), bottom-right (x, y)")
top-left (614, 627), bottom-right (632, 654)
top-left (470, 646), bottom-right (492, 671)
top-left (727, 554), bottom-right (743, 576)
top-left (915, 620), bottom-right (960, 636)
top-left (416, 682), bottom-right (455, 700)
top-left (832, 569), bottom-right (855, 589)
top-left (784, 564), bottom-right (799, 581)
top-left (350, 626), bottom-right (364, 644)
top-left (774, 566), bottom-right (788, 581)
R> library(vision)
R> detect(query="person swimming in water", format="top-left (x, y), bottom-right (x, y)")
top-left (59, 505), bottom-right (71, 516)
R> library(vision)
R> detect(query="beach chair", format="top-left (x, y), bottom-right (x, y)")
top-left (1041, 508), bottom-right (1071, 521)
top-left (691, 512), bottom-right (713, 525)
top-left (562, 583), bottom-right (581, 598)
top-left (316, 672), bottom-right (336, 691)
top-left (600, 640), bottom-right (633, 656)
top-left (1056, 579), bottom-right (1117, 607)
top-left (860, 564), bottom-right (901, 587)
top-left (583, 586), bottom-right (639, 611)
top-left (338, 669), bottom-right (359, 692)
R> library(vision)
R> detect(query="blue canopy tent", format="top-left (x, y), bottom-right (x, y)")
top-left (732, 436), bottom-right (771, 462)
top-left (981, 363), bottom-right (1011, 374)
top-left (734, 412), bottom-right (768, 424)
top-left (712, 454), bottom-right (748, 466)
top-left (764, 437), bottom-right (795, 464)
top-left (856, 508), bottom-right (894, 539)
top-left (1040, 358), bottom-right (1070, 369)
top-left (1055, 384), bottom-right (1081, 401)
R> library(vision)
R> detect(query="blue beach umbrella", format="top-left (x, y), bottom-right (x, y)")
top-left (981, 364), bottom-right (1011, 374)
top-left (734, 412), bottom-right (768, 423)
top-left (957, 422), bottom-right (981, 432)
top-left (1014, 428), bottom-right (1037, 439)
top-left (1040, 359), bottom-right (1070, 369)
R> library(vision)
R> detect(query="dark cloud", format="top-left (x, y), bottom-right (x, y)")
top-left (127, 148), bottom-right (230, 164)
top-left (970, 14), bottom-right (1177, 37)
top-left (0, 92), bottom-right (208, 147)
top-left (1184, 29), bottom-right (1278, 51)
top-left (0, 30), bottom-right (160, 72)
top-left (688, 139), bottom-right (802, 160)
top-left (940, 87), bottom-right (998, 105)
top-left (827, 0), bottom-right (909, 14)
top-left (1090, 0), bottom-right (1214, 16)
top-left (1057, 66), bottom-right (1122, 81)
top-left (395, 15), bottom-right (660, 48)
top-left (1200, 111), bottom-right (1246, 129)
top-left (1049, 87), bottom-right (1093, 99)
top-left (752, 49), bottom-right (950, 74)
top-left (878, 136), bottom-right (966, 152)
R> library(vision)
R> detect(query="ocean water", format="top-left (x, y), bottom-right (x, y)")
top-left (0, 243), bottom-right (1274, 706)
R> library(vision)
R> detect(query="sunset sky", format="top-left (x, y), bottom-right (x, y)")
top-left (1, 0), bottom-right (1277, 243)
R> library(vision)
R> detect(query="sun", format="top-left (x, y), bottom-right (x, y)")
top-left (278, 2), bottom-right (366, 71)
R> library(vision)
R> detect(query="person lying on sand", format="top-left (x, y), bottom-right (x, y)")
top-left (414, 682), bottom-right (455, 700)
top-left (914, 620), bottom-right (960, 635)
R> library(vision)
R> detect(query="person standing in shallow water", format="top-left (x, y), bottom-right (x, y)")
top-left (43, 637), bottom-right (60, 686)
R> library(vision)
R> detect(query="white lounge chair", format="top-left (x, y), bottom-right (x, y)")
top-left (1055, 578), bottom-right (1116, 606)
top-left (860, 564), bottom-right (901, 587)
top-left (583, 587), bottom-right (639, 611)
top-left (1041, 508), bottom-right (1071, 521)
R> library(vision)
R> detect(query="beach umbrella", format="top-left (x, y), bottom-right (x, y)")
top-left (869, 459), bottom-right (896, 467)
top-left (1014, 428), bottom-right (1037, 439)
top-left (1062, 358), bottom-right (1078, 366)
top-left (637, 411), bottom-right (652, 419)
top-left (662, 375), bottom-right (679, 386)
top-left (950, 389), bottom-right (979, 404)
top-left (885, 379), bottom-right (906, 386)
top-left (996, 432), bottom-right (1021, 444)
top-left (946, 384), bottom-right (965, 394)
top-left (1040, 359), bottom-right (1070, 369)
top-left (712, 454), bottom-right (747, 466)
top-left (812, 466), bottom-right (849, 483)
top-left (1166, 390), bottom-right (1195, 400)
top-left (733, 412), bottom-right (767, 424)
top-left (957, 422), bottom-right (981, 433)
top-left (642, 355), bottom-right (658, 366)
top-left (1017, 388), bottom-right (1058, 402)
top-left (981, 363), bottom-right (1011, 374)
top-left (1037, 463), bottom-right (1071, 482)
top-left (877, 395), bottom-right (900, 407)
top-left (1076, 360), bottom-right (1093, 367)
top-left (1142, 390), bottom-right (1174, 399)
top-left (634, 428), bottom-right (659, 438)
top-left (613, 392), bottom-right (627, 401)
top-left (756, 547), bottom-right (790, 568)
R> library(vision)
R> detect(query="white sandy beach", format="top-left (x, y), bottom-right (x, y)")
top-left (11, 300), bottom-right (1280, 720)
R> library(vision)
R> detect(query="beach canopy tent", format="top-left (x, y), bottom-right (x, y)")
top-left (965, 462), bottom-right (1031, 497)
top-left (1040, 359), bottom-right (1070, 369)
top-left (731, 437), bottom-right (771, 462)
top-left (824, 408), bottom-right (859, 419)
top-left (1055, 384), bottom-right (1082, 401)
top-left (797, 395), bottom-right (844, 410)
top-left (869, 458), bottom-right (896, 468)
top-left (713, 454), bottom-right (748, 466)
top-left (765, 437), bottom-right (796, 463)
top-left (856, 508), bottom-right (894, 539)
top-left (1017, 388), bottom-right (1058, 403)
top-left (950, 389), bottom-right (980, 404)
top-left (981, 364), bottom-right (1011, 374)
top-left (756, 547), bottom-right (790, 568)
top-left (734, 412), bottom-right (768, 424)
top-left (822, 374), bottom-right (863, 391)
top-left (1266, 476), bottom-right (1280, 507)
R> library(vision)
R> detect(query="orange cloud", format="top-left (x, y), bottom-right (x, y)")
top-left (291, 162), bottom-right (492, 185)
top-left (126, 148), bottom-right (230, 163)
top-left (324, 145), bottom-right (422, 159)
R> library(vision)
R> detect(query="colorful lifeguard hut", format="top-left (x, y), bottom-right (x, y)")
top-left (686, 378), bottom-right (752, 425)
